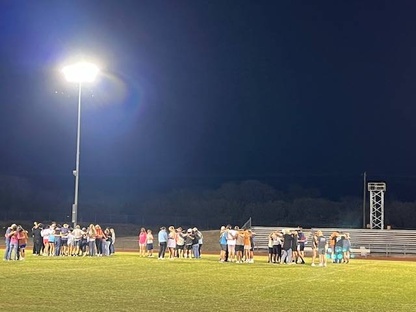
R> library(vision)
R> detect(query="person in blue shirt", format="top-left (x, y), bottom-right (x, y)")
top-left (3, 224), bottom-right (14, 261)
top-left (158, 227), bottom-right (168, 259)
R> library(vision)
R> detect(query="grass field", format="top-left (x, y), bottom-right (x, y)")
top-left (1, 252), bottom-right (415, 312)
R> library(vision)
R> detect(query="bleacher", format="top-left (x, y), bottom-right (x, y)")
top-left (251, 226), bottom-right (416, 256)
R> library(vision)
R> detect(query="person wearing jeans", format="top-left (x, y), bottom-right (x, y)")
top-left (280, 229), bottom-right (293, 264)
top-left (3, 224), bottom-right (13, 260)
top-left (158, 227), bottom-right (168, 259)
top-left (87, 224), bottom-right (97, 256)
top-left (8, 225), bottom-right (19, 261)
top-left (192, 231), bottom-right (200, 259)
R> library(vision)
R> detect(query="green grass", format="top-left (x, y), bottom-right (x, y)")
top-left (1, 252), bottom-right (416, 312)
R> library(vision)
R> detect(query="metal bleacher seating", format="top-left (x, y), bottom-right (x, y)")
top-left (251, 226), bottom-right (416, 256)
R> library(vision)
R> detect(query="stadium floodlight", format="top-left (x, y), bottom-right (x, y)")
top-left (62, 61), bottom-right (99, 227)
top-left (62, 62), bottom-right (99, 83)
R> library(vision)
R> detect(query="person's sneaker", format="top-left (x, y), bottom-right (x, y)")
top-left (311, 263), bottom-right (316, 266)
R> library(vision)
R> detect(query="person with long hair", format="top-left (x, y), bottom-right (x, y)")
top-left (343, 233), bottom-right (351, 264)
top-left (88, 224), bottom-right (97, 257)
top-left (167, 226), bottom-right (177, 259)
top-left (48, 224), bottom-right (56, 257)
top-left (18, 226), bottom-right (28, 260)
top-left (138, 228), bottom-right (147, 257)
top-left (95, 224), bottom-right (104, 256)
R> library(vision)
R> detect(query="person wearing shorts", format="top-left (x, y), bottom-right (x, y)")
top-left (226, 226), bottom-right (237, 262)
top-left (18, 227), bottom-right (28, 260)
top-left (243, 229), bottom-right (251, 263)
top-left (176, 228), bottom-right (185, 258)
top-left (60, 224), bottom-right (69, 256)
top-left (343, 233), bottom-right (351, 263)
top-left (184, 229), bottom-right (194, 258)
top-left (317, 231), bottom-right (328, 267)
top-left (138, 228), bottom-right (147, 257)
top-left (48, 227), bottom-right (56, 256)
top-left (72, 225), bottom-right (82, 256)
top-left (297, 228), bottom-right (306, 264)
top-left (41, 226), bottom-right (50, 256)
top-left (235, 227), bottom-right (244, 263)
top-left (146, 229), bottom-right (154, 257)
top-left (272, 231), bottom-right (282, 263)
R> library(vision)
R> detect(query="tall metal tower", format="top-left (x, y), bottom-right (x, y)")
top-left (368, 182), bottom-right (386, 229)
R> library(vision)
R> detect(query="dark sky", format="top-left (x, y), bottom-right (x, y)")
top-left (1, 1), bottom-right (416, 199)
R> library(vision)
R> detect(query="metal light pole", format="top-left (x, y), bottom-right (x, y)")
top-left (72, 83), bottom-right (82, 227)
top-left (62, 62), bottom-right (99, 227)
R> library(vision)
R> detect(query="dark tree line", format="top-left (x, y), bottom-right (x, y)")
top-left (0, 175), bottom-right (415, 229)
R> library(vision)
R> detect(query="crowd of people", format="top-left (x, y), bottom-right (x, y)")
top-left (138, 226), bottom-right (203, 260)
top-left (3, 222), bottom-right (116, 261)
top-left (217, 226), bottom-right (352, 266)
top-left (265, 228), bottom-right (351, 267)
top-left (219, 225), bottom-right (255, 263)
top-left (3, 221), bottom-right (351, 266)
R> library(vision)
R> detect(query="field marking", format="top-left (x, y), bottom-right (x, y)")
top-left (236, 262), bottom-right (373, 297)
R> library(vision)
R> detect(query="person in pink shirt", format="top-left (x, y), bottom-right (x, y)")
top-left (138, 228), bottom-right (147, 257)
top-left (8, 224), bottom-right (19, 260)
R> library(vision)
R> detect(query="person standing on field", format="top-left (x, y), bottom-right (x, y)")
top-left (317, 230), bottom-right (328, 267)
top-left (226, 225), bottom-right (237, 262)
top-left (146, 229), bottom-right (154, 257)
top-left (158, 227), bottom-right (168, 259)
top-left (311, 231), bottom-right (319, 266)
top-left (4, 224), bottom-right (14, 260)
top-left (138, 228), bottom-right (147, 257)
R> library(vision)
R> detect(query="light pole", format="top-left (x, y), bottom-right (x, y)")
top-left (62, 62), bottom-right (99, 227)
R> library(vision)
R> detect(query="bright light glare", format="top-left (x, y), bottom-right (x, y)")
top-left (62, 62), bottom-right (99, 83)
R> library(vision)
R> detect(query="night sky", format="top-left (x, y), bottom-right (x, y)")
top-left (1, 1), bottom-right (416, 201)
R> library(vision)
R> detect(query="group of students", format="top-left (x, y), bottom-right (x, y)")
top-left (142, 226), bottom-right (203, 260)
top-left (219, 225), bottom-right (255, 263)
top-left (3, 223), bottom-right (29, 261)
top-left (266, 228), bottom-right (351, 267)
top-left (3, 221), bottom-right (117, 261)
top-left (267, 228), bottom-right (307, 265)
